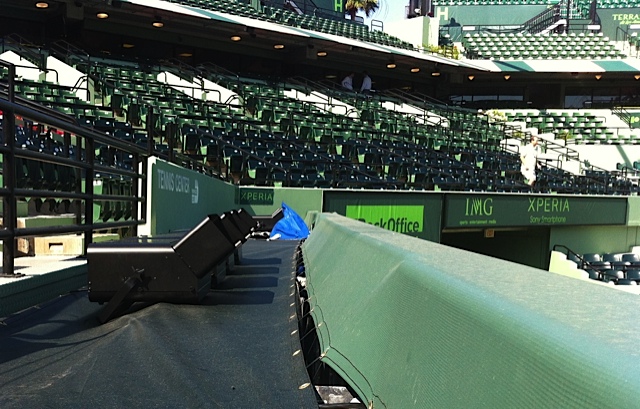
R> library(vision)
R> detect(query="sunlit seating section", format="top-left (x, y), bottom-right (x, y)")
top-left (163, 0), bottom-right (413, 50)
top-left (433, 0), bottom-right (557, 4)
top-left (463, 32), bottom-right (626, 60)
top-left (502, 110), bottom-right (636, 144)
top-left (595, 0), bottom-right (640, 7)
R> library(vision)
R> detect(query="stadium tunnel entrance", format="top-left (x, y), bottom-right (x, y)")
top-left (440, 227), bottom-right (551, 270)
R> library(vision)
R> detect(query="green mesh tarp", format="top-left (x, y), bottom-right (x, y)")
top-left (302, 213), bottom-right (640, 408)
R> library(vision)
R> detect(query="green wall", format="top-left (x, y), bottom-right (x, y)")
top-left (433, 5), bottom-right (547, 27)
top-left (236, 186), bottom-right (323, 220)
top-left (548, 196), bottom-right (640, 255)
top-left (627, 196), bottom-right (640, 226)
top-left (549, 225), bottom-right (640, 255)
top-left (145, 157), bottom-right (235, 235)
top-left (146, 164), bottom-right (640, 263)
top-left (597, 8), bottom-right (640, 42)
top-left (143, 164), bottom-right (640, 268)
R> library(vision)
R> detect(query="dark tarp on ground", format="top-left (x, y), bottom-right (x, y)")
top-left (0, 240), bottom-right (317, 409)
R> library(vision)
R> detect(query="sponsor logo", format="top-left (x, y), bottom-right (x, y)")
top-left (191, 180), bottom-right (199, 204)
top-left (157, 168), bottom-right (191, 194)
top-left (346, 205), bottom-right (424, 234)
top-left (612, 13), bottom-right (640, 24)
top-left (465, 197), bottom-right (493, 216)
top-left (238, 189), bottom-right (274, 205)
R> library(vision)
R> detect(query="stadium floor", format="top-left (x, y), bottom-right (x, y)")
top-left (0, 239), bottom-right (318, 408)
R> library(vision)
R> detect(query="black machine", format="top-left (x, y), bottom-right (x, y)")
top-left (87, 209), bottom-right (257, 323)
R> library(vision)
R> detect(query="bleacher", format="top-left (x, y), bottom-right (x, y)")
top-left (462, 32), bottom-right (626, 60)
top-left (162, 0), bottom-right (414, 50)
top-left (433, 0), bottom-right (558, 5)
top-left (3, 39), bottom-right (639, 195)
top-left (2, 0), bottom-right (640, 199)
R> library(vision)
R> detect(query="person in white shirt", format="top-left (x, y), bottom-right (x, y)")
top-left (360, 71), bottom-right (372, 94)
top-left (520, 135), bottom-right (540, 186)
top-left (341, 72), bottom-right (354, 91)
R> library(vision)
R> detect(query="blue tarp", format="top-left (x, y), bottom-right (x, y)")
top-left (269, 203), bottom-right (310, 240)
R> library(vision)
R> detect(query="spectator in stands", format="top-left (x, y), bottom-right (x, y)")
top-left (341, 72), bottom-right (355, 91)
top-left (360, 71), bottom-right (372, 94)
top-left (520, 135), bottom-right (540, 187)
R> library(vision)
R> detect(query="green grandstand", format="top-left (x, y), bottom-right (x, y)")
top-left (2, 0), bottom-right (640, 407)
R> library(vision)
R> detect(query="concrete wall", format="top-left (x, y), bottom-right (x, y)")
top-left (385, 15), bottom-right (438, 48)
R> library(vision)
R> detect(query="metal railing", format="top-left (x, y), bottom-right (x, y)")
top-left (0, 60), bottom-right (149, 277)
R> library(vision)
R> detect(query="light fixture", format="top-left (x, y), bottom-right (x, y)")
top-left (230, 35), bottom-right (242, 41)
top-left (634, 74), bottom-right (640, 80)
top-left (467, 75), bottom-right (475, 81)
top-left (273, 44), bottom-right (285, 49)
top-left (152, 18), bottom-right (164, 28)
top-left (410, 67), bottom-right (420, 73)
top-left (431, 71), bottom-right (441, 77)
top-left (325, 74), bottom-right (337, 79)
top-left (178, 52), bottom-right (193, 57)
top-left (503, 74), bottom-right (511, 80)
top-left (386, 60), bottom-right (396, 69)
top-left (35, 2), bottom-right (49, 8)
top-left (595, 74), bottom-right (602, 80)
top-left (96, 11), bottom-right (109, 19)
top-left (122, 43), bottom-right (135, 49)
top-left (317, 51), bottom-right (327, 57)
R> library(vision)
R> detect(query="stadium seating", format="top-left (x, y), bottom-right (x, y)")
top-left (3, 34), bottom-right (639, 195)
top-left (573, 251), bottom-right (640, 285)
top-left (462, 32), bottom-right (626, 60)
top-left (163, 0), bottom-right (413, 50)
top-left (433, 0), bottom-right (558, 5)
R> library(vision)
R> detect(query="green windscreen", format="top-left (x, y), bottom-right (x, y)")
top-left (302, 213), bottom-right (640, 408)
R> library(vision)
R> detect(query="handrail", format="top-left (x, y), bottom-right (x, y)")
top-left (0, 59), bottom-right (148, 277)
top-left (0, 34), bottom-right (47, 69)
top-left (552, 244), bottom-right (605, 275)
top-left (612, 105), bottom-right (632, 127)
top-left (523, 4), bottom-right (562, 34)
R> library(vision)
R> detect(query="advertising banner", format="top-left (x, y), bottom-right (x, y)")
top-left (445, 194), bottom-right (627, 228)
top-left (323, 191), bottom-right (443, 242)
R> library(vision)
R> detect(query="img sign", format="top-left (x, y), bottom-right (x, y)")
top-left (346, 205), bottom-right (424, 234)
top-left (445, 195), bottom-right (626, 228)
top-left (465, 196), bottom-right (494, 217)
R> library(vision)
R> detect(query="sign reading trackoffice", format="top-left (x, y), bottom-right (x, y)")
top-left (346, 205), bottom-right (424, 233)
top-left (445, 194), bottom-right (627, 228)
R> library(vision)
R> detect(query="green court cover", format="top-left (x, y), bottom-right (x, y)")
top-left (303, 213), bottom-right (640, 408)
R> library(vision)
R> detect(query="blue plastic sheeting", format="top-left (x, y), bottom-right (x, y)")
top-left (269, 203), bottom-right (310, 240)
